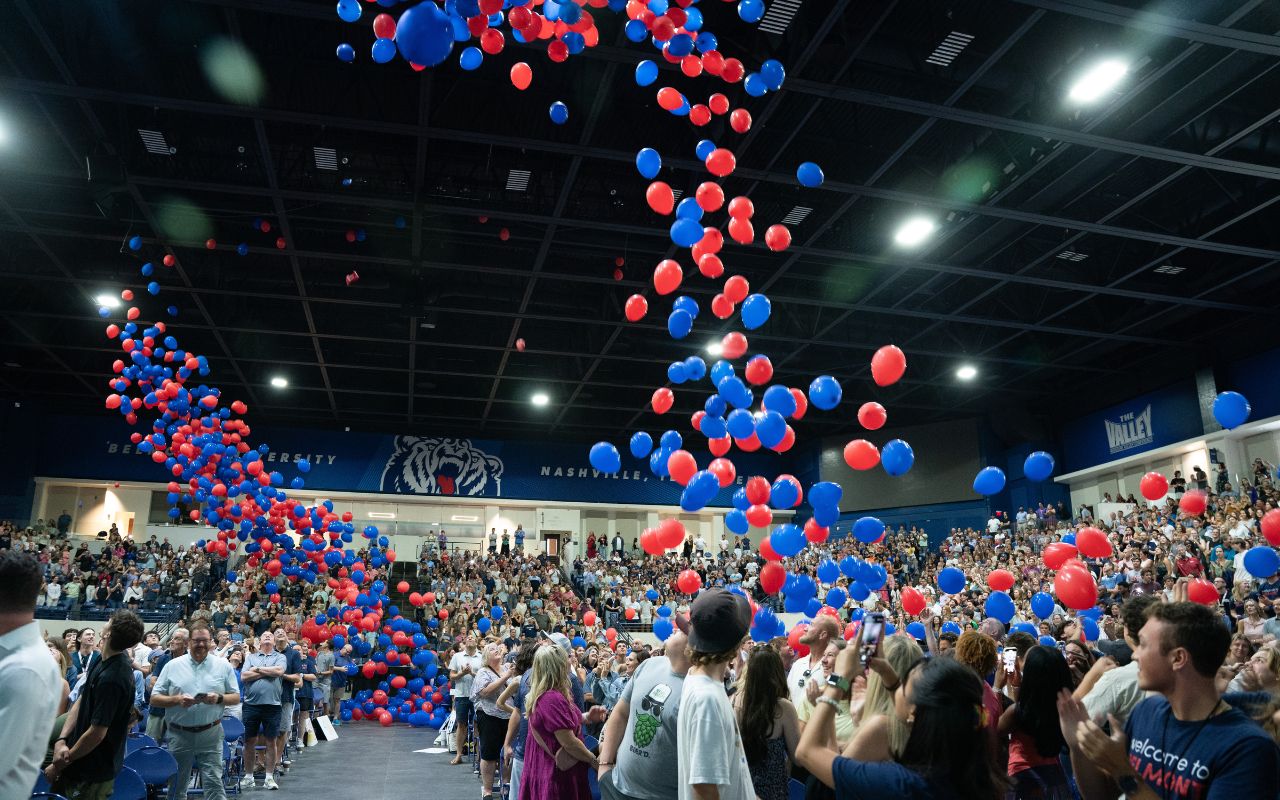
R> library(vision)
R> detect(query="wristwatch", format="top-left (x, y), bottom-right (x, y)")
top-left (825, 674), bottom-right (852, 695)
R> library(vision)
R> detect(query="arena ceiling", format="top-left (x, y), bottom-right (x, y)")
top-left (0, 0), bottom-right (1278, 445)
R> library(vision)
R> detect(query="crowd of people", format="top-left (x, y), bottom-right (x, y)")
top-left (0, 454), bottom-right (1279, 799)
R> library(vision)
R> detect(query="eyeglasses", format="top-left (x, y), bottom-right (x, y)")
top-left (797, 668), bottom-right (812, 688)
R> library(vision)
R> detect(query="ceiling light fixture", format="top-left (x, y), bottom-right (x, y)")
top-left (894, 217), bottom-right (935, 247)
top-left (0, 119), bottom-right (9, 147)
top-left (706, 341), bottom-right (724, 357)
top-left (450, 514), bottom-right (479, 522)
top-left (95, 293), bottom-right (121, 309)
top-left (270, 376), bottom-right (288, 388)
top-left (1067, 59), bottom-right (1128, 103)
top-left (531, 392), bottom-right (550, 407)
top-left (956, 365), bottom-right (978, 381)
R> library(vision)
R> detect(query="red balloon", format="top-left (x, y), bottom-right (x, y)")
top-left (646, 181), bottom-right (675, 215)
top-left (721, 57), bottom-right (744, 83)
top-left (1076, 527), bottom-right (1112, 558)
top-left (480, 28), bottom-right (505, 54)
top-left (1042, 542), bottom-right (1078, 571)
top-left (705, 148), bottom-right (736, 177)
top-left (581, 610), bottom-right (599, 628)
top-left (681, 55), bottom-right (703, 78)
top-left (708, 93), bottom-right (729, 114)
top-left (677, 569), bottom-right (703, 594)
top-left (702, 50), bottom-right (725, 76)
top-left (547, 40), bottom-right (569, 61)
top-left (771, 426), bottom-right (796, 453)
top-left (205, 238), bottom-right (217, 250)
top-left (708, 457), bottom-right (736, 487)
top-left (689, 104), bottom-right (712, 126)
top-left (803, 518), bottom-right (829, 543)
top-left (625, 607), bottom-right (637, 620)
top-left (764, 224), bottom-right (791, 252)
top-left (901, 587), bottom-right (926, 616)
top-left (745, 477), bottom-right (771, 505)
top-left (438, 609), bottom-right (449, 620)
top-left (722, 331), bottom-right (748, 359)
top-left (724, 275), bottom-right (749, 303)
top-left (727, 196), bottom-right (754, 219)
top-left (708, 436), bottom-right (731, 456)
top-left (870, 344), bottom-right (907, 387)
top-left (624, 294), bottom-right (648, 322)
top-left (1139, 471), bottom-right (1168, 501)
top-left (1055, 567), bottom-right (1098, 611)
top-left (787, 623), bottom-right (810, 657)
top-left (745, 503), bottom-right (773, 528)
top-left (734, 433), bottom-right (762, 452)
top-left (696, 182), bottom-right (725, 212)
top-left (843, 439), bottom-right (880, 471)
top-left (790, 389), bottom-right (808, 420)
top-left (651, 387), bottom-right (674, 414)
top-left (729, 108), bottom-right (752, 133)
top-left (760, 562), bottom-right (786, 594)
top-left (515, 338), bottom-right (526, 352)
top-left (424, 592), bottom-right (436, 605)
top-left (668, 449), bottom-right (697, 486)
top-left (657, 518), bottom-right (686, 549)
top-left (698, 227), bottom-right (724, 254)
top-left (745, 356), bottom-right (773, 385)
top-left (987, 569), bottom-right (1015, 592)
top-left (396, 581), bottom-right (410, 593)
top-left (857, 402), bottom-right (887, 430)
top-left (758, 537), bottom-right (781, 562)
top-left (372, 12), bottom-right (397, 37)
top-left (653, 258), bottom-right (683, 294)
top-left (510, 62), bottom-right (533, 90)
top-left (640, 528), bottom-right (664, 555)
top-left (1179, 490), bottom-right (1207, 517)
top-left (408, 592), bottom-right (423, 607)
top-left (657, 87), bottom-right (684, 111)
top-left (699, 255), bottom-right (725, 280)
top-left (727, 217), bottom-right (754, 245)
top-left (1187, 578), bottom-right (1219, 606)
top-left (613, 268), bottom-right (623, 281)
top-left (709, 293), bottom-right (733, 319)
top-left (1263, 509), bottom-right (1280, 546)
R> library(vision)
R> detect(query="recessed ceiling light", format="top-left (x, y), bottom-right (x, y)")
top-left (956, 365), bottom-right (978, 381)
top-left (367, 512), bottom-right (396, 519)
top-left (894, 217), bottom-right (935, 247)
top-left (270, 376), bottom-right (288, 388)
top-left (95, 293), bottom-right (121, 309)
top-left (0, 118), bottom-right (9, 147)
top-left (1068, 59), bottom-right (1128, 103)
top-left (706, 341), bottom-right (724, 357)
top-left (450, 514), bottom-right (479, 522)
top-left (531, 392), bottom-right (550, 407)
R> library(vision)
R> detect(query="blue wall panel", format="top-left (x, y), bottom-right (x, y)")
top-left (1058, 380), bottom-right (1204, 473)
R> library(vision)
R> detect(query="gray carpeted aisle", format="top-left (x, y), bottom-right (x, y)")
top-left (265, 722), bottom-right (482, 799)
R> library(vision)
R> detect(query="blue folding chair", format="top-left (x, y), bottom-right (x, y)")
top-left (123, 746), bottom-right (178, 797)
top-left (32, 771), bottom-right (51, 794)
top-left (221, 715), bottom-right (244, 742)
top-left (125, 733), bottom-right (157, 755)
top-left (112, 766), bottom-right (148, 800)
top-left (30, 793), bottom-right (70, 800)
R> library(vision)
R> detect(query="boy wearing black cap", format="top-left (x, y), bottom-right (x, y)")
top-left (676, 589), bottom-right (755, 800)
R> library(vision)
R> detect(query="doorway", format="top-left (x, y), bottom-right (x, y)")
top-left (542, 532), bottom-right (562, 559)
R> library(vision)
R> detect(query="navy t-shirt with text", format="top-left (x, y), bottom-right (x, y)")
top-left (1124, 695), bottom-right (1279, 799)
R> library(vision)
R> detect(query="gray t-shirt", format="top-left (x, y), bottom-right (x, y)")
top-left (612, 657), bottom-right (686, 800)
top-left (315, 650), bottom-right (335, 689)
top-left (243, 651), bottom-right (287, 707)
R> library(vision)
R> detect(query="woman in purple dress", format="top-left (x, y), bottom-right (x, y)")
top-left (520, 645), bottom-right (596, 800)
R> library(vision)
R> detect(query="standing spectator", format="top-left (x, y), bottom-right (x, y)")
top-left (735, 647), bottom-right (800, 800)
top-left (597, 620), bottom-right (690, 800)
top-left (612, 532), bottom-right (625, 557)
top-left (515, 525), bottom-right (526, 552)
top-left (449, 634), bottom-right (484, 765)
top-left (1077, 594), bottom-right (1159, 725)
top-left (787, 616), bottom-right (839, 707)
top-left (473, 642), bottom-right (514, 800)
top-left (1059, 601), bottom-right (1280, 798)
top-left (56, 510), bottom-right (71, 536)
top-left (67, 627), bottom-right (100, 685)
top-left (150, 622), bottom-right (239, 800)
top-left (676, 589), bottom-right (754, 800)
top-left (0, 551), bottom-right (63, 796)
top-left (45, 611), bottom-right (146, 798)
top-left (998, 646), bottom-right (1073, 797)
top-left (145, 628), bottom-right (188, 741)
top-left (314, 640), bottom-right (335, 717)
top-left (521, 645), bottom-right (597, 800)
top-left (273, 628), bottom-right (303, 773)
top-left (240, 631), bottom-right (286, 791)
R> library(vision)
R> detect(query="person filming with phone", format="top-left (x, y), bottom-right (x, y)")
top-left (149, 621), bottom-right (240, 800)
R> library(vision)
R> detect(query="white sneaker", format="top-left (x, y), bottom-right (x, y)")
top-left (240, 774), bottom-right (256, 790)
top-left (265, 774), bottom-right (279, 791)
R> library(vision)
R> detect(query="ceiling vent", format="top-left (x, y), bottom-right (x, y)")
top-left (758, 0), bottom-right (801, 35)
top-left (506, 169), bottom-right (531, 191)
top-left (138, 129), bottom-right (174, 156)
top-left (925, 32), bottom-right (974, 67)
top-left (780, 206), bottom-right (812, 225)
top-left (313, 146), bottom-right (338, 171)
top-left (1056, 250), bottom-right (1089, 262)
top-left (1153, 264), bottom-right (1186, 275)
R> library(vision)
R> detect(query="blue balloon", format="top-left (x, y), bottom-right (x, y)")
top-left (559, 0), bottom-right (581, 23)
top-left (147, 281), bottom-right (160, 295)
top-left (760, 385), bottom-right (794, 418)
top-left (796, 161), bottom-right (824, 188)
top-left (372, 37), bottom-right (397, 63)
top-left (684, 6), bottom-right (703, 30)
top-left (840, 556), bottom-right (859, 579)
top-left (1031, 592), bottom-right (1055, 620)
top-left (817, 559), bottom-right (840, 584)
top-left (725, 509), bottom-right (749, 535)
top-left (744, 72), bottom-right (768, 97)
top-left (1081, 617), bottom-right (1100, 642)
top-left (634, 60), bottom-right (659, 88)
top-left (681, 470), bottom-right (721, 511)
top-left (985, 591), bottom-right (1015, 624)
top-left (726, 408), bottom-right (755, 439)
top-left (630, 431), bottom-right (654, 458)
top-left (396, 2), bottom-right (454, 66)
top-left (670, 218), bottom-right (704, 248)
top-left (657, 605), bottom-right (672, 618)
top-left (667, 309), bottom-right (694, 339)
top-left (825, 588), bottom-right (847, 609)
top-left (1243, 546), bottom-right (1280, 579)
top-left (937, 567), bottom-right (966, 594)
top-left (696, 31), bottom-right (717, 53)
top-left (625, 18), bottom-right (648, 41)
top-left (755, 410), bottom-right (787, 448)
top-left (808, 375), bottom-right (842, 411)
top-left (1213, 391), bottom-right (1251, 429)
top-left (127, 235), bottom-right (142, 251)
top-left (853, 516), bottom-right (885, 544)
top-left (1011, 622), bottom-right (1037, 637)
top-left (704, 394), bottom-right (727, 417)
top-left (699, 415), bottom-right (727, 439)
top-left (673, 296), bottom-right (700, 320)
top-left (740, 294), bottom-right (772, 330)
top-left (676, 197), bottom-right (703, 221)
top-left (760, 59), bottom-right (786, 90)
top-left (660, 429), bottom-right (683, 451)
top-left (770, 524), bottom-right (805, 557)
top-left (738, 0), bottom-right (764, 23)
top-left (636, 147), bottom-right (662, 179)
top-left (973, 466), bottom-right (1007, 496)
top-left (814, 504), bottom-right (839, 527)
top-left (459, 46), bottom-right (483, 70)
top-left (665, 34), bottom-right (693, 57)
top-left (337, 0), bottom-right (362, 22)
top-left (770, 477), bottom-right (799, 509)
top-left (695, 139), bottom-right (716, 161)
top-left (941, 621), bottom-right (963, 636)
top-left (847, 581), bottom-right (870, 601)
top-left (906, 622), bottom-right (926, 641)
top-left (808, 481), bottom-right (842, 510)
top-left (649, 448), bottom-right (671, 477)
top-left (549, 102), bottom-right (569, 125)
top-left (1062, 532), bottom-right (1076, 546)
top-left (652, 618), bottom-right (674, 641)
top-left (863, 565), bottom-right (887, 591)
top-left (1024, 451), bottom-right (1055, 482)
top-left (589, 442), bottom-right (621, 473)
top-left (732, 487), bottom-right (750, 511)
top-left (881, 439), bottom-right (915, 476)
top-left (668, 362), bottom-right (689, 384)
top-left (717, 375), bottom-right (753, 409)
top-left (683, 356), bottom-right (707, 380)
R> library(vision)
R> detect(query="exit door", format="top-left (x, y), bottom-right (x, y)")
top-left (543, 531), bottom-right (563, 558)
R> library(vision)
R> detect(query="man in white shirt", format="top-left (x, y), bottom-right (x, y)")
top-left (448, 635), bottom-right (484, 765)
top-left (786, 615), bottom-right (839, 708)
top-left (1077, 594), bottom-right (1159, 725)
top-left (0, 551), bottom-right (64, 797)
top-left (677, 590), bottom-right (754, 800)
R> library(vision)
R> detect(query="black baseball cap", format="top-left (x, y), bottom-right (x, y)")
top-left (683, 589), bottom-right (750, 654)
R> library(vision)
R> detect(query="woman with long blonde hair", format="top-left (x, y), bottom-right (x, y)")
top-left (519, 645), bottom-right (595, 800)
top-left (848, 634), bottom-right (924, 760)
